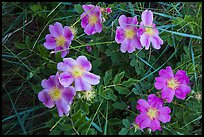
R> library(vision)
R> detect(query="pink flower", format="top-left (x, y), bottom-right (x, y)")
top-left (115, 15), bottom-right (142, 53)
top-left (57, 55), bottom-right (100, 91)
top-left (135, 94), bottom-right (171, 132)
top-left (106, 7), bottom-right (112, 14)
top-left (154, 66), bottom-right (191, 103)
top-left (44, 22), bottom-right (74, 58)
top-left (38, 72), bottom-right (76, 117)
top-left (138, 10), bottom-right (163, 50)
top-left (81, 4), bottom-right (102, 35)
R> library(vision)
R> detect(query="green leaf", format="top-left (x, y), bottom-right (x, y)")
top-left (119, 128), bottom-right (128, 135)
top-left (130, 58), bottom-right (137, 67)
top-left (114, 86), bottom-right (129, 94)
top-left (100, 88), bottom-right (117, 101)
top-left (25, 35), bottom-right (32, 48)
top-left (71, 109), bottom-right (82, 121)
top-left (49, 127), bottom-right (61, 135)
top-left (55, 52), bottom-right (63, 62)
top-left (121, 78), bottom-right (136, 87)
top-left (15, 42), bottom-right (27, 49)
top-left (109, 118), bottom-right (122, 126)
top-left (113, 71), bottom-right (125, 84)
top-left (123, 119), bottom-right (131, 128)
top-left (103, 70), bottom-right (112, 85)
top-left (78, 119), bottom-right (92, 133)
top-left (74, 4), bottom-right (84, 13)
top-left (112, 102), bottom-right (127, 110)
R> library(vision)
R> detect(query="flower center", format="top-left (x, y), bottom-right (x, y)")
top-left (89, 15), bottom-right (98, 25)
top-left (55, 35), bottom-right (66, 46)
top-left (145, 26), bottom-right (154, 36)
top-left (49, 87), bottom-right (61, 101)
top-left (72, 65), bottom-right (85, 78)
top-left (125, 29), bottom-right (135, 39)
top-left (167, 78), bottom-right (179, 90)
top-left (147, 107), bottom-right (158, 120)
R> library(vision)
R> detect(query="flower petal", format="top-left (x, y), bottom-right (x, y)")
top-left (61, 86), bottom-right (76, 104)
top-left (75, 77), bottom-right (91, 91)
top-left (58, 58), bottom-right (76, 72)
top-left (118, 15), bottom-right (128, 28)
top-left (161, 87), bottom-right (175, 103)
top-left (82, 71), bottom-right (100, 85)
top-left (81, 13), bottom-right (89, 28)
top-left (154, 77), bottom-right (167, 90)
top-left (95, 21), bottom-right (102, 33)
top-left (115, 27), bottom-right (125, 43)
top-left (63, 26), bottom-right (74, 41)
top-left (120, 39), bottom-right (128, 53)
top-left (38, 90), bottom-right (55, 108)
top-left (76, 56), bottom-right (92, 71)
top-left (49, 22), bottom-right (63, 37)
top-left (59, 72), bottom-right (74, 87)
top-left (157, 107), bottom-right (171, 123)
top-left (150, 119), bottom-right (162, 132)
top-left (137, 27), bottom-right (145, 36)
top-left (175, 70), bottom-right (190, 84)
top-left (127, 40), bottom-right (135, 53)
top-left (140, 33), bottom-right (151, 50)
top-left (44, 34), bottom-right (56, 49)
top-left (84, 23), bottom-right (95, 35)
top-left (159, 66), bottom-right (174, 79)
top-left (82, 4), bottom-right (95, 14)
top-left (135, 113), bottom-right (151, 130)
top-left (61, 45), bottom-right (69, 58)
top-left (147, 94), bottom-right (163, 109)
top-left (41, 75), bottom-right (56, 90)
top-left (132, 36), bottom-right (142, 49)
top-left (142, 10), bottom-right (153, 26)
top-left (151, 34), bottom-right (163, 49)
top-left (56, 98), bottom-right (70, 117)
top-left (175, 84), bottom-right (191, 100)
top-left (136, 99), bottom-right (150, 112)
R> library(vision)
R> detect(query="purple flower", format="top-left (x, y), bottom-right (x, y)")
top-left (106, 7), bottom-right (112, 14)
top-left (154, 66), bottom-right (191, 103)
top-left (57, 55), bottom-right (100, 91)
top-left (86, 45), bottom-right (92, 52)
top-left (81, 4), bottom-right (102, 35)
top-left (44, 22), bottom-right (74, 58)
top-left (138, 10), bottom-right (163, 50)
top-left (38, 72), bottom-right (76, 117)
top-left (115, 15), bottom-right (142, 53)
top-left (135, 94), bottom-right (171, 132)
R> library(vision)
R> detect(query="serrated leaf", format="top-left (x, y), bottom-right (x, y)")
top-left (121, 78), bottom-right (136, 87)
top-left (130, 58), bottom-right (137, 67)
top-left (100, 88), bottom-right (117, 101)
top-left (113, 71), bottom-right (125, 84)
top-left (74, 4), bottom-right (84, 13)
top-left (119, 128), bottom-right (128, 135)
top-left (103, 70), bottom-right (112, 85)
top-left (114, 86), bottom-right (129, 94)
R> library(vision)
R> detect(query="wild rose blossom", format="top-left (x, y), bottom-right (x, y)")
top-left (115, 15), bottom-right (142, 53)
top-left (57, 55), bottom-right (100, 91)
top-left (38, 72), bottom-right (76, 117)
top-left (81, 4), bottom-right (102, 35)
top-left (137, 10), bottom-right (163, 50)
top-left (44, 22), bottom-right (74, 58)
top-left (135, 94), bottom-right (171, 132)
top-left (154, 66), bottom-right (191, 103)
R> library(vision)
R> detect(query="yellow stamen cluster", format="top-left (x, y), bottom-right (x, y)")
top-left (49, 87), bottom-right (61, 101)
top-left (72, 65), bottom-right (85, 78)
top-left (125, 29), bottom-right (135, 39)
top-left (147, 107), bottom-right (158, 120)
top-left (89, 15), bottom-right (98, 25)
top-left (55, 35), bottom-right (66, 46)
top-left (145, 26), bottom-right (154, 36)
top-left (167, 78), bottom-right (179, 90)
